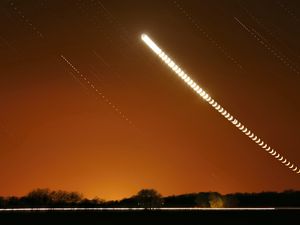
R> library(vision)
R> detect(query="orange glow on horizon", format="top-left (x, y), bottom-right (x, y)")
top-left (0, 1), bottom-right (299, 200)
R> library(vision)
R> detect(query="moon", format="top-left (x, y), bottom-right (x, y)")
top-left (184, 77), bottom-right (190, 83)
top-left (142, 34), bottom-right (300, 175)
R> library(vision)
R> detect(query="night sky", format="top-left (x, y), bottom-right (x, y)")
top-left (0, 0), bottom-right (300, 200)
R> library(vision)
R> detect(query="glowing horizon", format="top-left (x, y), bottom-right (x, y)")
top-left (141, 33), bottom-right (300, 175)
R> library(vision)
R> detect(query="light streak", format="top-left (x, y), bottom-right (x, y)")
top-left (172, 0), bottom-right (243, 69)
top-left (141, 33), bottom-right (300, 175)
top-left (9, 1), bottom-right (44, 38)
top-left (60, 55), bottom-right (133, 126)
top-left (0, 207), bottom-right (276, 211)
top-left (234, 17), bottom-right (299, 75)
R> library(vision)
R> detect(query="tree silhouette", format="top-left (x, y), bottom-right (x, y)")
top-left (0, 197), bottom-right (4, 208)
top-left (50, 190), bottom-right (83, 204)
top-left (195, 193), bottom-right (210, 207)
top-left (25, 188), bottom-right (83, 206)
top-left (134, 189), bottom-right (164, 208)
top-left (0, 188), bottom-right (300, 208)
top-left (26, 188), bottom-right (53, 206)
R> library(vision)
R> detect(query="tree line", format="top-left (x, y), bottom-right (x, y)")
top-left (0, 188), bottom-right (299, 208)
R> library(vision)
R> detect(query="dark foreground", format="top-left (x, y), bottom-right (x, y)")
top-left (0, 208), bottom-right (299, 224)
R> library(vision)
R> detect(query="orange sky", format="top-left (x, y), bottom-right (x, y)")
top-left (0, 0), bottom-right (300, 200)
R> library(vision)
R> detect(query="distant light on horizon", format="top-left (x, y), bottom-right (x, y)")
top-left (0, 207), bottom-right (277, 211)
top-left (141, 33), bottom-right (300, 175)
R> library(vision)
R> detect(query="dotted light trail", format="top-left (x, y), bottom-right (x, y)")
top-left (141, 34), bottom-right (300, 175)
top-left (9, 1), bottom-right (44, 39)
top-left (60, 55), bottom-right (133, 126)
top-left (172, 0), bottom-right (243, 70)
top-left (234, 17), bottom-right (299, 75)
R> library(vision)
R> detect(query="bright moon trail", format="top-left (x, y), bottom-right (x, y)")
top-left (141, 33), bottom-right (300, 175)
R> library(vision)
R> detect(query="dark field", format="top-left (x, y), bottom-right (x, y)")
top-left (0, 209), bottom-right (299, 225)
